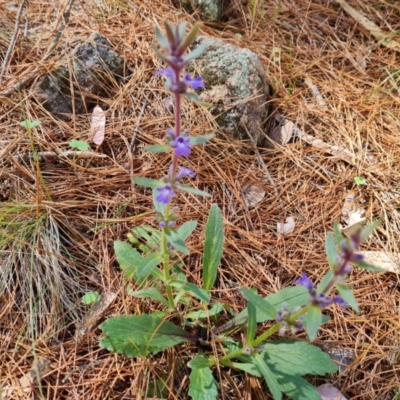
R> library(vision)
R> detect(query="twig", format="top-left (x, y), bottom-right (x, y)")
top-left (17, 150), bottom-right (107, 162)
top-left (1, 0), bottom-right (75, 96)
top-left (0, 0), bottom-right (28, 84)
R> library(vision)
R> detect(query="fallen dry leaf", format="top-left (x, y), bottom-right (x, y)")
top-left (269, 114), bottom-right (298, 145)
top-left (242, 182), bottom-right (266, 208)
top-left (336, 0), bottom-right (400, 52)
top-left (277, 216), bottom-right (295, 235)
top-left (317, 383), bottom-right (347, 400)
top-left (340, 191), bottom-right (366, 237)
top-left (361, 251), bottom-right (400, 274)
top-left (90, 105), bottom-right (106, 145)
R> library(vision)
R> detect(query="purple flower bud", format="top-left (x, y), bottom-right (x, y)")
top-left (176, 167), bottom-right (196, 180)
top-left (159, 221), bottom-right (167, 228)
top-left (170, 136), bottom-right (193, 157)
top-left (183, 73), bottom-right (204, 89)
top-left (350, 253), bottom-right (364, 263)
top-left (332, 296), bottom-right (347, 308)
top-left (296, 273), bottom-right (314, 292)
top-left (167, 221), bottom-right (175, 227)
top-left (156, 184), bottom-right (176, 204)
top-left (165, 128), bottom-right (175, 141)
top-left (156, 68), bottom-right (175, 81)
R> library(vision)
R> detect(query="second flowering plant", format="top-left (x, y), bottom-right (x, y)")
top-left (99, 21), bottom-right (382, 400)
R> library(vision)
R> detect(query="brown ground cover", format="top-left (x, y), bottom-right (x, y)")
top-left (0, 0), bottom-right (399, 398)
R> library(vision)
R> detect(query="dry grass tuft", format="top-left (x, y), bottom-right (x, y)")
top-left (1, 0), bottom-right (400, 398)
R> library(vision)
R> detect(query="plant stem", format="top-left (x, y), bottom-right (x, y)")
top-left (161, 205), bottom-right (175, 308)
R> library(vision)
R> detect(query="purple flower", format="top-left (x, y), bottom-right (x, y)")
top-left (156, 184), bottom-right (176, 204)
top-left (170, 136), bottom-right (192, 157)
top-left (165, 128), bottom-right (175, 141)
top-left (332, 296), bottom-right (347, 308)
top-left (156, 68), bottom-right (175, 80)
top-left (183, 74), bottom-right (204, 89)
top-left (296, 273), bottom-right (314, 291)
top-left (176, 167), bottom-right (196, 180)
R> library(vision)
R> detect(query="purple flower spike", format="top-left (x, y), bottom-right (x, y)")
top-left (170, 136), bottom-right (192, 157)
top-left (183, 74), bottom-right (204, 89)
top-left (156, 184), bottom-right (176, 204)
top-left (296, 273), bottom-right (314, 291)
top-left (176, 167), bottom-right (196, 180)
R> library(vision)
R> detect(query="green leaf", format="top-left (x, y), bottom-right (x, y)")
top-left (353, 259), bottom-right (384, 273)
top-left (69, 139), bottom-right (90, 151)
top-left (184, 43), bottom-right (208, 63)
top-left (240, 288), bottom-right (277, 321)
top-left (304, 305), bottom-right (322, 341)
top-left (316, 270), bottom-right (334, 294)
top-left (354, 176), bottom-right (366, 185)
top-left (188, 355), bottom-right (213, 370)
top-left (132, 177), bottom-right (164, 189)
top-left (20, 119), bottom-right (41, 129)
top-left (183, 92), bottom-right (211, 108)
top-left (131, 225), bottom-right (161, 251)
top-left (170, 280), bottom-right (210, 303)
top-left (190, 134), bottom-right (214, 145)
top-left (136, 253), bottom-right (163, 278)
top-left (151, 43), bottom-right (173, 66)
top-left (253, 353), bottom-right (282, 400)
top-left (336, 283), bottom-right (359, 313)
top-left (163, 20), bottom-right (175, 44)
top-left (360, 219), bottom-right (380, 242)
top-left (130, 288), bottom-right (169, 306)
top-left (178, 21), bottom-right (188, 42)
top-left (99, 314), bottom-right (192, 357)
top-left (154, 25), bottom-right (169, 50)
top-left (325, 232), bottom-right (339, 271)
top-left (179, 185), bottom-right (211, 197)
top-left (178, 23), bottom-right (201, 53)
top-left (260, 339), bottom-right (338, 376)
top-left (178, 220), bottom-right (198, 241)
top-left (164, 227), bottom-right (189, 254)
top-left (202, 204), bottom-right (224, 291)
top-left (277, 374), bottom-right (325, 400)
top-left (145, 144), bottom-right (171, 153)
top-left (81, 291), bottom-right (101, 305)
top-left (231, 362), bottom-right (261, 377)
top-left (188, 366), bottom-right (218, 400)
top-left (246, 299), bottom-right (257, 346)
top-left (333, 222), bottom-right (345, 246)
top-left (186, 302), bottom-right (224, 320)
top-left (219, 286), bottom-right (309, 333)
top-left (114, 240), bottom-right (163, 282)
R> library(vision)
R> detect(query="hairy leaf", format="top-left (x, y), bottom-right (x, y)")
top-left (304, 305), bottom-right (322, 341)
top-left (202, 204), bottom-right (224, 291)
top-left (188, 366), bottom-right (218, 400)
top-left (100, 315), bottom-right (192, 357)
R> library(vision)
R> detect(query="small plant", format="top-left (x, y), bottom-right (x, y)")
top-left (99, 21), bottom-right (382, 399)
top-left (69, 139), bottom-right (90, 151)
top-left (354, 176), bottom-right (367, 185)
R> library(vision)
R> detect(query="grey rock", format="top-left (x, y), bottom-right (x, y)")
top-left (177, 0), bottom-right (222, 22)
top-left (34, 33), bottom-right (123, 119)
top-left (193, 36), bottom-right (270, 146)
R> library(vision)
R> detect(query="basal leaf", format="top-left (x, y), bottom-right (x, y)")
top-left (129, 288), bottom-right (169, 306)
top-left (277, 373), bottom-right (324, 400)
top-left (253, 353), bottom-right (282, 400)
top-left (304, 305), bottom-right (322, 341)
top-left (186, 302), bottom-right (224, 321)
top-left (202, 204), bottom-right (224, 291)
top-left (188, 366), bottom-right (218, 400)
top-left (336, 283), bottom-right (359, 313)
top-left (99, 314), bottom-right (192, 357)
top-left (260, 339), bottom-right (338, 376)
top-left (132, 177), bottom-right (164, 189)
top-left (188, 355), bottom-right (213, 370)
top-left (246, 299), bottom-right (256, 346)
